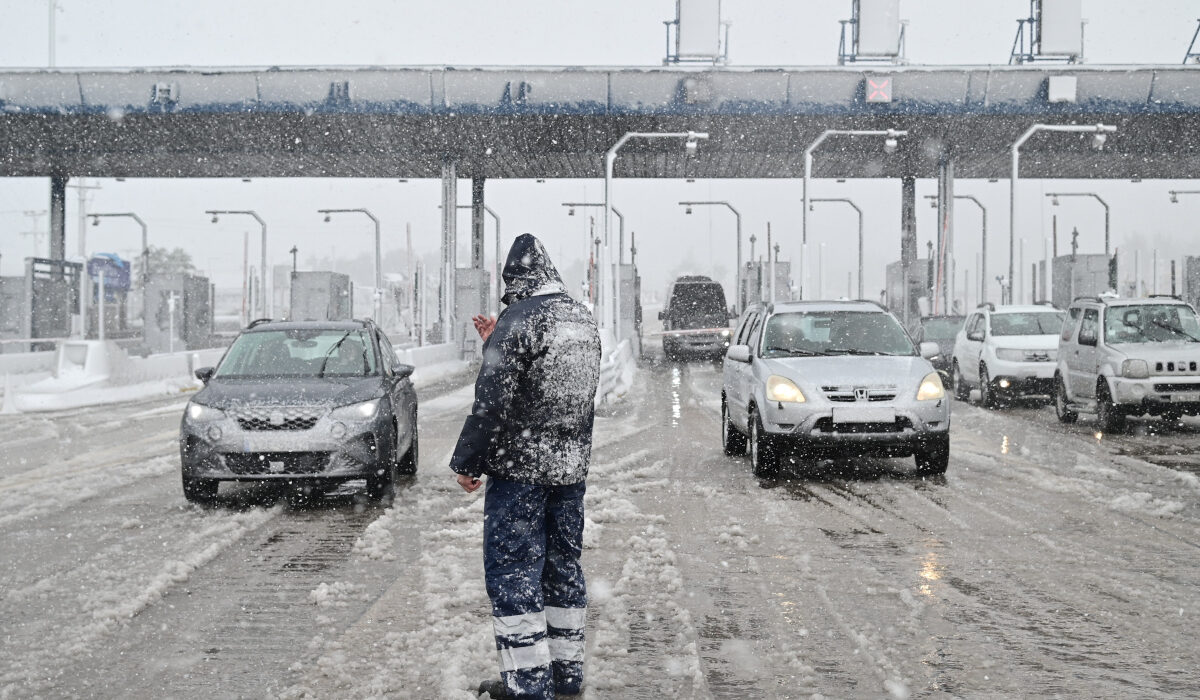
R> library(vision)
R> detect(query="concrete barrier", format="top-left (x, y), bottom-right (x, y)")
top-left (0, 350), bottom-right (55, 376)
top-left (397, 343), bottom-right (459, 368)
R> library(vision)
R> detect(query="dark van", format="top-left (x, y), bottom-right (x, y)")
top-left (659, 275), bottom-right (732, 360)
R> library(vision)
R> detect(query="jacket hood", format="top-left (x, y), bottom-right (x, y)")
top-left (195, 376), bottom-right (383, 409)
top-left (501, 233), bottom-right (567, 306)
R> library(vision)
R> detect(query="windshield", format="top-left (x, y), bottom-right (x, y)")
top-left (990, 312), bottom-right (1064, 336)
top-left (760, 310), bottom-right (915, 358)
top-left (214, 329), bottom-right (379, 378)
top-left (920, 317), bottom-right (965, 341)
top-left (1105, 304), bottom-right (1200, 344)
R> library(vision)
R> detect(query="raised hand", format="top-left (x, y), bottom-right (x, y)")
top-left (472, 314), bottom-right (497, 342)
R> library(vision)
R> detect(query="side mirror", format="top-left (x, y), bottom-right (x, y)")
top-left (967, 330), bottom-right (984, 342)
top-left (658, 310), bottom-right (665, 321)
top-left (726, 344), bottom-right (752, 363)
top-left (194, 367), bottom-right (215, 384)
top-left (919, 341), bottom-right (940, 359)
top-left (393, 362), bottom-right (415, 379)
top-left (1078, 328), bottom-right (1098, 347)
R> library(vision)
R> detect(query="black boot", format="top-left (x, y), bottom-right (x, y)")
top-left (477, 679), bottom-right (514, 699)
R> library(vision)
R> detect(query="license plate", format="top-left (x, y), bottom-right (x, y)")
top-left (269, 460), bottom-right (286, 473)
top-left (832, 406), bottom-right (896, 424)
top-left (1172, 393), bottom-right (1200, 403)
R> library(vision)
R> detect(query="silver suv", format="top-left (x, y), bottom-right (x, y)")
top-left (1055, 295), bottom-right (1200, 431)
top-left (721, 300), bottom-right (950, 478)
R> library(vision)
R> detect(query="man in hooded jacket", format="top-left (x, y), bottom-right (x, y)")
top-left (451, 234), bottom-right (601, 700)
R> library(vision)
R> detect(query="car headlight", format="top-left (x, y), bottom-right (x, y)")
top-left (720, 329), bottom-right (731, 337)
top-left (1121, 359), bottom-right (1149, 379)
top-left (765, 375), bottom-right (806, 403)
top-left (330, 399), bottom-right (381, 420)
top-left (187, 402), bottom-right (224, 422)
top-left (995, 348), bottom-right (1024, 362)
top-left (916, 372), bottom-right (946, 401)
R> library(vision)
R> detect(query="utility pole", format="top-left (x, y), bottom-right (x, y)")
top-left (289, 245), bottom-right (298, 272)
top-left (68, 179), bottom-right (102, 258)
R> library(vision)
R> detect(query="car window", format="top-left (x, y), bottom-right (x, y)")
top-left (746, 314), bottom-right (765, 354)
top-left (1104, 304), bottom-right (1200, 344)
top-left (1062, 307), bottom-right (1083, 342)
top-left (965, 314), bottom-right (981, 337)
top-left (734, 311), bottom-right (757, 345)
top-left (377, 330), bottom-right (401, 372)
top-left (990, 312), bottom-right (1065, 336)
top-left (921, 316), bottom-right (965, 341)
top-left (215, 328), bottom-right (379, 378)
top-left (760, 310), bottom-right (915, 358)
top-left (1080, 309), bottom-right (1099, 340)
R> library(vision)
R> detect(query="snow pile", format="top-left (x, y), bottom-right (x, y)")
top-left (309, 581), bottom-right (368, 608)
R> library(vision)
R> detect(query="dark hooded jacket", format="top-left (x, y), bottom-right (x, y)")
top-left (450, 234), bottom-right (602, 485)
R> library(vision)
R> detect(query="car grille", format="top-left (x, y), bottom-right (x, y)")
top-left (229, 406), bottom-right (324, 431)
top-left (822, 385), bottom-right (898, 403)
top-left (1024, 350), bottom-right (1055, 362)
top-left (813, 417), bottom-right (913, 434)
top-left (1154, 361), bottom-right (1198, 373)
top-left (1153, 382), bottom-right (1200, 393)
top-left (222, 452), bottom-right (331, 475)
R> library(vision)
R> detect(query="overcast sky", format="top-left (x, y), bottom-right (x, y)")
top-left (2, 0), bottom-right (1199, 309)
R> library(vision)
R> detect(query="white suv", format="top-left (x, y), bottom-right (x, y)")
top-left (1054, 295), bottom-right (1200, 432)
top-left (951, 304), bottom-right (1065, 408)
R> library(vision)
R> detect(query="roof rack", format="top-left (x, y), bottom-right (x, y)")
top-left (1071, 296), bottom-right (1106, 305)
top-left (976, 302), bottom-right (995, 311)
top-left (246, 317), bottom-right (274, 328)
top-left (1149, 294), bottom-right (1183, 301)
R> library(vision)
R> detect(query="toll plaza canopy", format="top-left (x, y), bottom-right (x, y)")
top-left (3, 64), bottom-right (1200, 180)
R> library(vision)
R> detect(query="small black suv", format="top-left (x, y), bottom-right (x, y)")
top-left (179, 319), bottom-right (418, 502)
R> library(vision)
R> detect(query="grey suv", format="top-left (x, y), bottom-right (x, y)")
top-left (1055, 295), bottom-right (1200, 431)
top-left (179, 319), bottom-right (418, 502)
top-left (721, 300), bottom-right (950, 478)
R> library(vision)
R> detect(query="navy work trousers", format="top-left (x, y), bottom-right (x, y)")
top-left (484, 477), bottom-right (587, 699)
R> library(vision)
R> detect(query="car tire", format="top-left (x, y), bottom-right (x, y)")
top-left (366, 454), bottom-right (397, 499)
top-left (952, 361), bottom-right (970, 401)
top-left (749, 408), bottom-right (780, 479)
top-left (1096, 381), bottom-right (1126, 434)
top-left (396, 409), bottom-right (419, 475)
top-left (722, 399), bottom-right (747, 456)
top-left (979, 364), bottom-right (998, 409)
top-left (182, 474), bottom-right (218, 503)
top-left (914, 434), bottom-right (950, 475)
top-left (1054, 375), bottom-right (1078, 424)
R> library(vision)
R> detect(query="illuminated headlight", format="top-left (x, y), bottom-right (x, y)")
top-left (187, 403), bottom-right (224, 421)
top-left (916, 372), bottom-right (945, 401)
top-left (1121, 359), bottom-right (1149, 379)
top-left (720, 329), bottom-right (731, 337)
top-left (995, 348), bottom-right (1024, 362)
top-left (765, 375), bottom-right (806, 403)
top-left (331, 399), bottom-right (380, 420)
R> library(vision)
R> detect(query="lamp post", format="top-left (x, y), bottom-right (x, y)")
top-left (678, 200), bottom-right (742, 313)
top-left (1010, 123), bottom-right (1117, 303)
top-left (1045, 192), bottom-right (1110, 256)
top-left (803, 128), bottom-right (906, 300)
top-left (89, 212), bottom-right (148, 285)
top-left (563, 202), bottom-right (624, 264)
top-left (926, 194), bottom-right (988, 303)
top-left (605, 131), bottom-right (708, 344)
top-left (454, 204), bottom-right (503, 316)
top-left (809, 197), bottom-right (863, 299)
top-left (206, 210), bottom-right (268, 317)
top-left (317, 208), bottom-right (382, 322)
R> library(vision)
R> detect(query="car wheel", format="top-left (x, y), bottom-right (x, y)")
top-left (914, 434), bottom-right (950, 475)
top-left (749, 408), bottom-right (780, 479)
top-left (979, 364), bottom-right (998, 409)
top-left (366, 452), bottom-right (397, 499)
top-left (396, 409), bottom-right (419, 475)
top-left (1096, 382), bottom-right (1126, 434)
top-left (182, 474), bottom-right (218, 503)
top-left (722, 399), bottom-right (748, 456)
top-left (952, 361), bottom-right (970, 401)
top-left (1054, 375), bottom-right (1078, 424)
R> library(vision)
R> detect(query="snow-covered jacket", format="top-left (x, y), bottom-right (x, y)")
top-left (450, 234), bottom-right (602, 485)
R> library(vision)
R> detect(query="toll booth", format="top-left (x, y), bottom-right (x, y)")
top-left (144, 273), bottom-right (213, 354)
top-left (741, 261), bottom-right (792, 307)
top-left (290, 271), bottom-right (352, 322)
top-left (1052, 254), bottom-right (1112, 309)
top-left (86, 254), bottom-right (132, 339)
top-left (455, 267), bottom-right (488, 358)
top-left (885, 257), bottom-right (930, 326)
top-left (24, 258), bottom-right (83, 351)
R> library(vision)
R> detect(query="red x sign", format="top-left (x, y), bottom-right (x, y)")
top-left (866, 76), bottom-right (892, 103)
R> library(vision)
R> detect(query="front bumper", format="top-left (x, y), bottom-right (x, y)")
top-left (664, 333), bottom-right (730, 355)
top-left (988, 359), bottom-right (1056, 395)
top-left (1111, 376), bottom-right (1200, 412)
top-left (758, 397), bottom-right (950, 456)
top-left (180, 411), bottom-right (389, 481)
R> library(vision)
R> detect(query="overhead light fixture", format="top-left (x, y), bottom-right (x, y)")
top-left (685, 206), bottom-right (693, 215)
top-left (567, 207), bottom-right (575, 216)
top-left (1091, 132), bottom-right (1107, 151)
top-left (536, 178), bottom-right (546, 184)
top-left (210, 215), bottom-right (219, 223)
top-left (91, 217), bottom-right (99, 226)
top-left (324, 214), bottom-right (331, 223)
top-left (1170, 192), bottom-right (1180, 204)
top-left (884, 137), bottom-right (898, 154)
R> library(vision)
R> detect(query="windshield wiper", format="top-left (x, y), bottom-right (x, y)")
top-left (1151, 319), bottom-right (1200, 343)
top-left (763, 346), bottom-right (829, 357)
top-left (318, 332), bottom-right (354, 377)
top-left (825, 348), bottom-right (893, 356)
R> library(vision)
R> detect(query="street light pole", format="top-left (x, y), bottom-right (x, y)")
top-left (677, 201), bottom-right (742, 312)
top-left (803, 128), bottom-right (906, 300)
top-left (562, 203), bottom-right (624, 264)
top-left (455, 204), bottom-right (502, 316)
top-left (1045, 192), bottom-right (1110, 256)
top-left (1010, 123), bottom-right (1117, 303)
top-left (927, 194), bottom-right (988, 304)
top-left (605, 131), bottom-right (708, 345)
top-left (206, 210), bottom-right (268, 317)
top-left (809, 197), bottom-right (864, 299)
top-left (317, 208), bottom-right (382, 323)
top-left (89, 212), bottom-right (148, 284)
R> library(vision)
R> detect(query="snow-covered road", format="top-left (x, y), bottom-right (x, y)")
top-left (1, 357), bottom-right (1199, 698)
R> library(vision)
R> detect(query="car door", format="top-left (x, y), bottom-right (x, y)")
top-left (727, 311), bottom-right (760, 430)
top-left (377, 330), bottom-right (416, 453)
top-left (960, 313), bottom-right (984, 383)
top-left (1071, 309), bottom-right (1102, 400)
top-left (724, 310), bottom-right (754, 416)
top-left (1058, 306), bottom-right (1082, 397)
